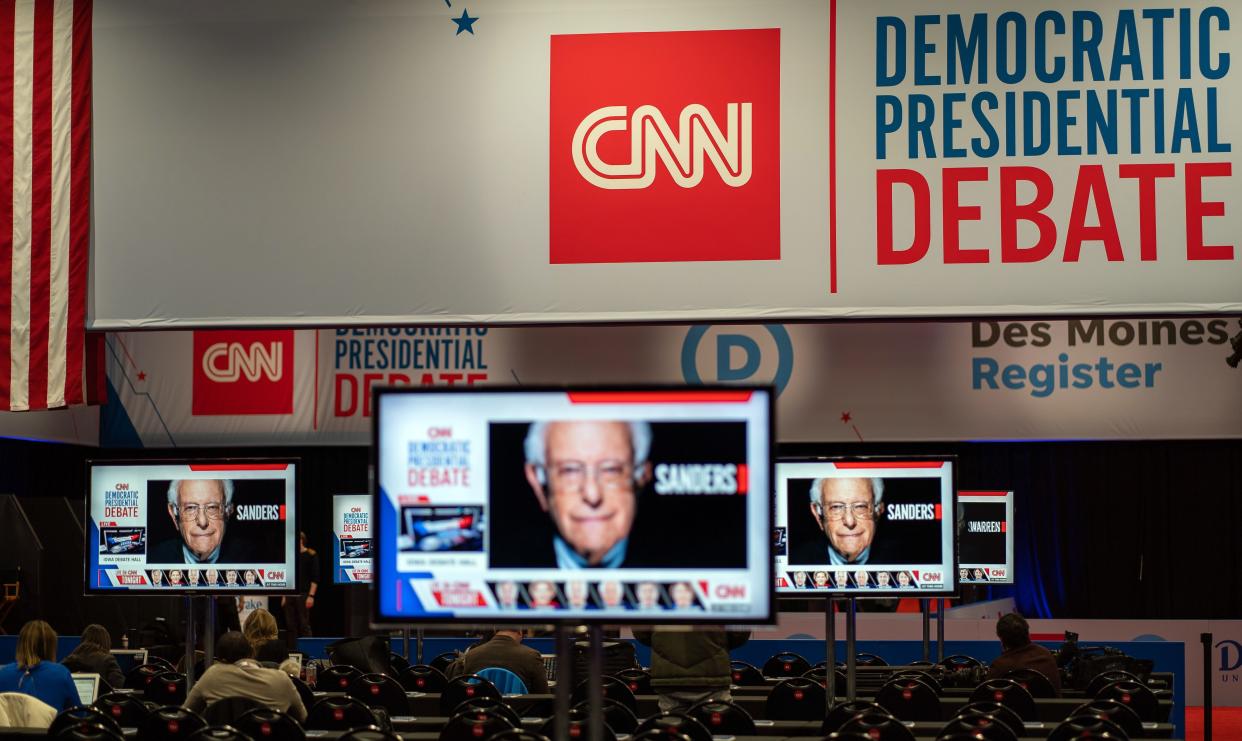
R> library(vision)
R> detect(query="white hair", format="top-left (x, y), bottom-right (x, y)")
top-left (809, 477), bottom-right (885, 507)
top-left (524, 421), bottom-right (652, 470)
top-left (167, 479), bottom-right (234, 507)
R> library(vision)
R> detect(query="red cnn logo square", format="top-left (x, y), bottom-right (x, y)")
top-left (192, 330), bottom-right (294, 415)
top-left (550, 29), bottom-right (780, 264)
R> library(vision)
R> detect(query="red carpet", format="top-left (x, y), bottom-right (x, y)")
top-left (1185, 707), bottom-right (1242, 740)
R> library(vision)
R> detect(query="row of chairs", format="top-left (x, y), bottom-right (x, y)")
top-left (47, 703), bottom-right (397, 741)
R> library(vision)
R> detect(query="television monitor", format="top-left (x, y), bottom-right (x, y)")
top-left (71, 673), bottom-right (100, 703)
top-left (775, 457), bottom-right (957, 596)
top-left (333, 494), bottom-right (373, 584)
top-left (110, 649), bottom-right (148, 674)
top-left (85, 459), bottom-right (299, 594)
top-left (957, 490), bottom-right (1015, 584)
top-left (373, 386), bottom-right (774, 624)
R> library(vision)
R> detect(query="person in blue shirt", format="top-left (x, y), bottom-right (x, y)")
top-left (0, 620), bottom-right (82, 710)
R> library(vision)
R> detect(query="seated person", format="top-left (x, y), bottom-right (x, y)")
top-left (185, 631), bottom-right (307, 722)
top-left (0, 620), bottom-right (81, 710)
top-left (61, 623), bottom-right (125, 691)
top-left (241, 608), bottom-right (288, 666)
top-left (985, 612), bottom-right (1061, 695)
top-left (445, 628), bottom-right (549, 693)
top-left (632, 627), bottom-right (751, 713)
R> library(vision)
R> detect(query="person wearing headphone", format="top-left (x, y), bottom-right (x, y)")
top-left (0, 620), bottom-right (81, 710)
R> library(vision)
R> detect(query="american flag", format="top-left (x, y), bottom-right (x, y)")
top-left (0, 0), bottom-right (93, 411)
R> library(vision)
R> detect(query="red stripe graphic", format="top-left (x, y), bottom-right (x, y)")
top-left (833, 461), bottom-right (946, 469)
top-left (188, 463), bottom-right (290, 471)
top-left (27, 0), bottom-right (53, 409)
top-left (959, 490), bottom-right (1011, 497)
top-left (567, 391), bottom-right (754, 404)
top-left (65, 0), bottom-right (89, 405)
top-left (0, 0), bottom-right (14, 409)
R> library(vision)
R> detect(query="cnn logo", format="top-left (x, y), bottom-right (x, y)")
top-left (192, 330), bottom-right (294, 416)
top-left (202, 341), bottom-right (283, 383)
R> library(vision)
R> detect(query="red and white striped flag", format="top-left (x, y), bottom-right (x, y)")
top-left (0, 0), bottom-right (93, 411)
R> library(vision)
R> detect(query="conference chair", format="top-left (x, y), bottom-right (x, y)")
top-left (765, 676), bottom-right (827, 721)
top-left (612, 667), bottom-right (653, 695)
top-left (145, 671), bottom-right (187, 706)
top-left (939, 654), bottom-right (984, 670)
top-left (136, 706), bottom-right (208, 741)
top-left (874, 676), bottom-right (942, 721)
top-left (440, 707), bottom-right (515, 741)
top-left (338, 727), bottom-right (404, 741)
top-left (93, 692), bottom-right (153, 728)
top-left (289, 675), bottom-right (316, 713)
top-left (937, 715), bottom-right (1020, 741)
top-left (633, 711), bottom-right (713, 741)
top-left (728, 660), bottom-right (766, 686)
top-left (802, 665), bottom-right (849, 692)
top-left (321, 664), bottom-right (363, 691)
top-left (307, 696), bottom-right (379, 731)
top-left (453, 697), bottom-right (523, 727)
top-left (687, 698), bottom-right (757, 735)
top-left (856, 652), bottom-right (889, 667)
top-left (969, 678), bottom-right (1037, 721)
top-left (1094, 679), bottom-right (1159, 722)
top-left (388, 653), bottom-right (411, 673)
top-left (1003, 667), bottom-right (1058, 698)
top-left (955, 702), bottom-right (1026, 739)
top-left (822, 734), bottom-right (874, 741)
top-left (489, 730), bottom-right (552, 741)
top-left (123, 663), bottom-right (166, 693)
top-left (1085, 670), bottom-right (1142, 697)
top-left (762, 651), bottom-right (811, 677)
top-left (202, 697), bottom-right (265, 726)
top-left (51, 722), bottom-right (124, 741)
top-left (822, 700), bottom-right (891, 734)
top-left (839, 710), bottom-right (919, 741)
top-left (1071, 699), bottom-right (1144, 739)
top-left (49, 706), bottom-right (124, 738)
top-left (1047, 715), bottom-right (1131, 740)
top-left (571, 676), bottom-right (638, 714)
top-left (439, 674), bottom-right (501, 716)
top-left (233, 707), bottom-right (305, 741)
top-left (400, 663), bottom-right (448, 692)
top-left (430, 651), bottom-right (459, 673)
top-left (349, 673), bottom-right (411, 716)
top-left (186, 726), bottom-right (253, 741)
top-left (629, 731), bottom-right (690, 741)
top-left (476, 667), bottom-right (528, 695)
top-left (572, 698), bottom-right (638, 734)
top-left (536, 708), bottom-right (616, 741)
top-left (893, 669), bottom-right (943, 694)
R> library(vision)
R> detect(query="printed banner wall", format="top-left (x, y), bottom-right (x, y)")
top-left (90, 1), bottom-right (1241, 328)
top-left (104, 317), bottom-right (1242, 446)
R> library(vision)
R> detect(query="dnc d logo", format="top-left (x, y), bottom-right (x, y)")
top-left (681, 325), bottom-right (794, 395)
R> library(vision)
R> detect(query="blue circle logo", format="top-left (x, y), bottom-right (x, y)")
top-left (680, 324), bottom-right (795, 395)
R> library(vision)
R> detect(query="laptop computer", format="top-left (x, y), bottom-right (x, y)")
top-left (72, 673), bottom-right (101, 703)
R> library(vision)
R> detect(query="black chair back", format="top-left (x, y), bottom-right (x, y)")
top-left (339, 727), bottom-right (403, 741)
top-left (687, 699), bottom-right (756, 735)
top-left (856, 652), bottom-right (888, 667)
top-left (728, 660), bottom-right (766, 686)
top-left (203, 697), bottom-right (265, 726)
top-left (969, 678), bottom-right (1037, 721)
top-left (611, 667), bottom-right (653, 695)
top-left (1047, 716), bottom-right (1129, 741)
top-left (430, 651), bottom-right (459, 673)
top-left (893, 669), bottom-right (943, 694)
top-left (51, 722), bottom-right (124, 740)
top-left (321, 664), bottom-right (363, 691)
top-left (146, 671), bottom-right (187, 706)
top-left (938, 654), bottom-right (983, 670)
top-left (489, 731), bottom-right (551, 741)
top-left (571, 676), bottom-right (638, 714)
top-left (572, 699), bottom-right (637, 734)
top-left (1085, 670), bottom-right (1141, 697)
top-left (389, 653), bottom-right (411, 673)
top-left (956, 702), bottom-right (1026, 738)
top-left (442, 707), bottom-right (516, 741)
top-left (93, 692), bottom-right (153, 728)
top-left (536, 708), bottom-right (616, 741)
top-left (839, 711), bottom-right (918, 741)
top-left (453, 697), bottom-right (523, 728)
top-left (49, 706), bottom-right (124, 738)
top-left (1071, 699), bottom-right (1144, 738)
top-left (875, 677), bottom-right (942, 721)
top-left (307, 696), bottom-right (377, 731)
top-left (801, 665), bottom-right (848, 690)
top-left (762, 651), bottom-right (811, 677)
top-left (400, 664), bottom-right (447, 692)
top-left (439, 674), bottom-right (501, 716)
top-left (187, 726), bottom-right (253, 741)
top-left (124, 663), bottom-right (167, 693)
top-left (634, 712), bottom-right (713, 741)
top-left (629, 731), bottom-right (689, 741)
top-left (765, 677), bottom-right (827, 720)
top-left (1003, 667), bottom-right (1057, 698)
top-left (349, 672), bottom-right (411, 715)
top-left (823, 701), bottom-right (890, 734)
top-left (233, 707), bottom-right (306, 741)
top-left (938, 715), bottom-right (1020, 741)
top-left (1094, 679), bottom-right (1159, 722)
top-left (136, 706), bottom-right (208, 741)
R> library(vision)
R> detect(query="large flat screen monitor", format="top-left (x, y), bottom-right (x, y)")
top-left (957, 490), bottom-right (1014, 585)
top-left (775, 458), bottom-right (956, 596)
top-left (333, 494), bottom-right (373, 584)
top-left (85, 460), bottom-right (299, 594)
top-left (373, 386), bottom-right (774, 624)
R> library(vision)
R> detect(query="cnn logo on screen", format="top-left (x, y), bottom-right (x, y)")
top-left (192, 330), bottom-right (294, 416)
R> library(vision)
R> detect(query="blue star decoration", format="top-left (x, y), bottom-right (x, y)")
top-left (452, 9), bottom-right (478, 35)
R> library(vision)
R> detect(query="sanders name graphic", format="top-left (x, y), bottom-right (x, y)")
top-left (653, 463), bottom-right (745, 495)
top-left (234, 504), bottom-right (283, 521)
top-left (886, 503), bottom-right (939, 520)
top-left (334, 328), bottom-right (489, 418)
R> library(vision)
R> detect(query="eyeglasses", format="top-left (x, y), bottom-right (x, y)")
top-left (814, 502), bottom-right (877, 521)
top-left (543, 460), bottom-right (632, 490)
top-left (174, 503), bottom-right (229, 521)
